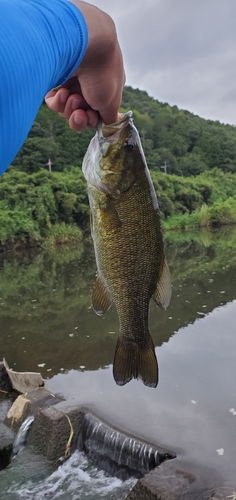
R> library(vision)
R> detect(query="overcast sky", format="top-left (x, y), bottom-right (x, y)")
top-left (88, 0), bottom-right (236, 125)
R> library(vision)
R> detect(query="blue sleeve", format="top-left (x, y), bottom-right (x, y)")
top-left (0, 0), bottom-right (88, 175)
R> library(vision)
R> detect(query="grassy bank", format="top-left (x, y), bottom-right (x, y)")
top-left (0, 221), bottom-right (83, 252)
top-left (162, 196), bottom-right (236, 231)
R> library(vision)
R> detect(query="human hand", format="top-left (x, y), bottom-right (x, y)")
top-left (45, 1), bottom-right (125, 131)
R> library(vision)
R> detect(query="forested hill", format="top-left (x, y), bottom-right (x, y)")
top-left (11, 86), bottom-right (236, 177)
top-left (2, 86), bottom-right (236, 249)
top-left (122, 87), bottom-right (236, 176)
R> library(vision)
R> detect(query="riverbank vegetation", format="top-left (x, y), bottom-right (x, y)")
top-left (0, 168), bottom-right (88, 250)
top-left (1, 166), bottom-right (236, 250)
top-left (1, 86), bottom-right (236, 249)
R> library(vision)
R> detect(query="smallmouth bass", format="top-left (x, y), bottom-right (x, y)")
top-left (82, 111), bottom-right (171, 388)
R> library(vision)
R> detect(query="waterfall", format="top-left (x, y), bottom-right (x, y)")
top-left (79, 413), bottom-right (175, 478)
top-left (11, 416), bottom-right (35, 460)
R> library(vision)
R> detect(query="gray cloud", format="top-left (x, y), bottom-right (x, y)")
top-left (88, 0), bottom-right (236, 124)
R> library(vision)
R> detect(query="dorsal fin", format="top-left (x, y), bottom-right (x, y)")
top-left (152, 258), bottom-right (172, 310)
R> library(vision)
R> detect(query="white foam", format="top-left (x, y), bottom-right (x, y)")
top-left (7, 451), bottom-right (136, 500)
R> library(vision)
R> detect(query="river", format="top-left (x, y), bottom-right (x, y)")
top-left (1, 226), bottom-right (236, 496)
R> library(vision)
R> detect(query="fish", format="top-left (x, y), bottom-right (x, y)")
top-left (82, 111), bottom-right (172, 388)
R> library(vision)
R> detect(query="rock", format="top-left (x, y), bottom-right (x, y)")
top-left (126, 459), bottom-right (233, 500)
top-left (28, 401), bottom-right (85, 462)
top-left (208, 491), bottom-right (236, 499)
top-left (0, 442), bottom-right (12, 471)
top-left (0, 362), bottom-right (12, 392)
top-left (126, 459), bottom-right (194, 500)
top-left (5, 387), bottom-right (63, 430)
top-left (0, 422), bottom-right (14, 448)
top-left (0, 422), bottom-right (14, 470)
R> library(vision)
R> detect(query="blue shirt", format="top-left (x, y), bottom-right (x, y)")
top-left (0, 0), bottom-right (88, 175)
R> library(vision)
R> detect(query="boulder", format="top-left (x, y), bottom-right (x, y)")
top-left (126, 459), bottom-right (194, 500)
top-left (0, 362), bottom-right (12, 392)
top-left (5, 387), bottom-right (63, 430)
top-left (126, 459), bottom-right (232, 500)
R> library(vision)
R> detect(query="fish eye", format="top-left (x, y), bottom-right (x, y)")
top-left (123, 142), bottom-right (134, 152)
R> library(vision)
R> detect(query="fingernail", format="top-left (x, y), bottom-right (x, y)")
top-left (74, 115), bottom-right (83, 125)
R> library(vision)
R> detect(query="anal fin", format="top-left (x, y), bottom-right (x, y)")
top-left (153, 257), bottom-right (172, 310)
top-left (92, 275), bottom-right (112, 316)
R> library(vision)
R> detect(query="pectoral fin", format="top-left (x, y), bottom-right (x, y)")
top-left (152, 258), bottom-right (172, 310)
top-left (99, 196), bottom-right (122, 231)
top-left (91, 275), bottom-right (112, 316)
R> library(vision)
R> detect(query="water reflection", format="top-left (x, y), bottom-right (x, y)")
top-left (0, 228), bottom-right (236, 378)
top-left (1, 227), bottom-right (236, 486)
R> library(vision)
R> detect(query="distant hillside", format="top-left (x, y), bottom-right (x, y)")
top-left (2, 86), bottom-right (236, 249)
top-left (122, 86), bottom-right (236, 176)
top-left (10, 85), bottom-right (236, 177)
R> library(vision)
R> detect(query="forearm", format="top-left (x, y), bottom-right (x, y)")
top-left (69, 1), bottom-right (125, 124)
top-left (70, 1), bottom-right (118, 62)
top-left (45, 0), bottom-right (125, 130)
top-left (0, 0), bottom-right (88, 175)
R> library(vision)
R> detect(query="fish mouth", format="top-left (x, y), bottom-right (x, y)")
top-left (98, 111), bottom-right (133, 140)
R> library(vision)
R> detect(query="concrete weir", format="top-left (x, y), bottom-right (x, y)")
top-left (80, 413), bottom-right (175, 478)
top-left (3, 388), bottom-right (175, 474)
top-left (0, 362), bottom-right (233, 499)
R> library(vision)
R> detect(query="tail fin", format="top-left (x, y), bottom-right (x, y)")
top-left (113, 335), bottom-right (158, 388)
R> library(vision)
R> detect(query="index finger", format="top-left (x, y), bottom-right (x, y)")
top-left (45, 88), bottom-right (70, 113)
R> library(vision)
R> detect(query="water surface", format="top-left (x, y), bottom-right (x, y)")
top-left (2, 449), bottom-right (135, 500)
top-left (1, 227), bottom-right (236, 490)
